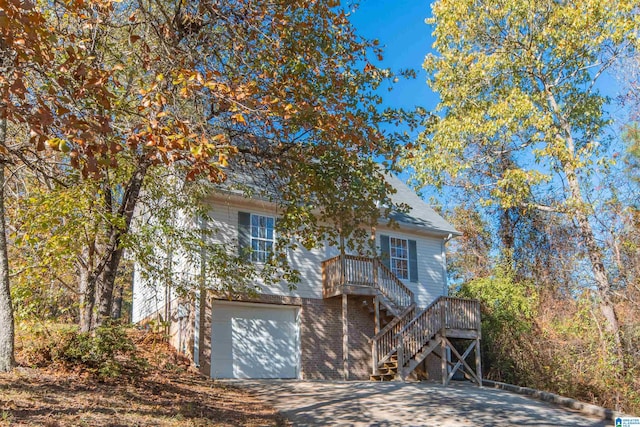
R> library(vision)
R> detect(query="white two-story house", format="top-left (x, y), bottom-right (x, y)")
top-left (132, 170), bottom-right (482, 383)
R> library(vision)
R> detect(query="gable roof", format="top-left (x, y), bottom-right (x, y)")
top-left (384, 172), bottom-right (459, 237)
top-left (213, 161), bottom-right (459, 237)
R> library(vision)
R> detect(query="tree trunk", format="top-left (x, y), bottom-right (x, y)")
top-left (78, 244), bottom-right (97, 332)
top-left (79, 270), bottom-right (95, 332)
top-left (545, 88), bottom-right (623, 356)
top-left (499, 208), bottom-right (515, 254)
top-left (0, 114), bottom-right (15, 372)
top-left (111, 282), bottom-right (123, 320)
top-left (94, 159), bottom-right (149, 327)
top-left (565, 165), bottom-right (623, 347)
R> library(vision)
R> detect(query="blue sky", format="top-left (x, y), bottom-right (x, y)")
top-left (348, 0), bottom-right (627, 123)
top-left (348, 0), bottom-right (439, 112)
top-left (347, 0), bottom-right (630, 205)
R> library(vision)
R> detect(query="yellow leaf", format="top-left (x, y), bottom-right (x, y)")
top-left (231, 113), bottom-right (246, 125)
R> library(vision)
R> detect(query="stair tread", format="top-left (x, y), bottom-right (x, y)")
top-left (369, 374), bottom-right (395, 381)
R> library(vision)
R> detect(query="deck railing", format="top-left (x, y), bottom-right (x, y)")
top-left (441, 297), bottom-right (481, 330)
top-left (321, 255), bottom-right (413, 309)
top-left (395, 296), bottom-right (481, 371)
top-left (323, 255), bottom-right (481, 378)
top-left (322, 255), bottom-right (345, 297)
top-left (371, 304), bottom-right (416, 373)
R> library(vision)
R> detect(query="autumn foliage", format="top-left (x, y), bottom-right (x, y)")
top-left (1, 0), bottom-right (407, 372)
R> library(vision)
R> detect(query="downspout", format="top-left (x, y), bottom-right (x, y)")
top-left (441, 233), bottom-right (453, 297)
top-left (441, 233), bottom-right (453, 378)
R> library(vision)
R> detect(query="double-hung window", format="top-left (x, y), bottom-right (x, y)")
top-left (389, 237), bottom-right (409, 280)
top-left (250, 214), bottom-right (275, 263)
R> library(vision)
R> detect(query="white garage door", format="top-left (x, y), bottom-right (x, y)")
top-left (210, 302), bottom-right (300, 379)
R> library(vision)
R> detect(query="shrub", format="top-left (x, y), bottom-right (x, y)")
top-left (21, 321), bottom-right (148, 381)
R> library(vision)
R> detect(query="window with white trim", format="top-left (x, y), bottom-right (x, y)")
top-left (390, 237), bottom-right (409, 280)
top-left (250, 214), bottom-right (275, 263)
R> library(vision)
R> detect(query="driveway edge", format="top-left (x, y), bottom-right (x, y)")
top-left (482, 379), bottom-right (624, 421)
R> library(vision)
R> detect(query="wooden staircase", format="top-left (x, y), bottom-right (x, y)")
top-left (370, 354), bottom-right (398, 381)
top-left (371, 295), bottom-right (482, 384)
top-left (322, 255), bottom-right (482, 384)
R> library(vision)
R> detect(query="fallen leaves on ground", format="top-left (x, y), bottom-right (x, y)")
top-left (0, 330), bottom-right (289, 427)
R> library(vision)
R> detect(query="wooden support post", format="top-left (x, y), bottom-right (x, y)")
top-left (397, 337), bottom-right (405, 382)
top-left (475, 337), bottom-right (483, 387)
top-left (373, 258), bottom-right (379, 288)
top-left (371, 340), bottom-right (378, 375)
top-left (340, 235), bottom-right (346, 286)
top-left (440, 305), bottom-right (447, 385)
top-left (342, 293), bottom-right (349, 380)
top-left (440, 335), bottom-right (447, 385)
top-left (374, 297), bottom-right (380, 335)
top-left (445, 337), bottom-right (481, 386)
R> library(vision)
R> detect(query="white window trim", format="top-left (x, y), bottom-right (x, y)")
top-left (390, 237), bottom-right (409, 280)
top-left (250, 213), bottom-right (275, 263)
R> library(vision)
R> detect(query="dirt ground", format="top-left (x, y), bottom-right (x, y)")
top-left (0, 332), bottom-right (289, 427)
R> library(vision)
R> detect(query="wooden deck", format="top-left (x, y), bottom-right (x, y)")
top-left (322, 254), bottom-right (482, 384)
top-left (321, 254), bottom-right (413, 308)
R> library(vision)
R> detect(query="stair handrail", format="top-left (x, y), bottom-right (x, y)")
top-left (374, 259), bottom-right (414, 308)
top-left (372, 303), bottom-right (416, 342)
top-left (394, 296), bottom-right (481, 372)
top-left (395, 296), bottom-right (443, 339)
top-left (370, 303), bottom-right (416, 374)
top-left (322, 254), bottom-right (414, 310)
top-left (395, 297), bottom-right (444, 372)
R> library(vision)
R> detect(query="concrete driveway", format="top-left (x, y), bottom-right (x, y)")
top-left (232, 380), bottom-right (611, 427)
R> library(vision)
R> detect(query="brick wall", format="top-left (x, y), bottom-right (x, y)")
top-left (198, 292), bottom-right (376, 380)
top-left (346, 296), bottom-right (376, 380)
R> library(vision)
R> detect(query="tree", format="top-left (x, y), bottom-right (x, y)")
top-left (407, 0), bottom-right (639, 358)
top-left (1, 0), bottom-right (408, 367)
top-left (52, 0), bottom-right (406, 330)
top-left (0, 0), bottom-right (64, 372)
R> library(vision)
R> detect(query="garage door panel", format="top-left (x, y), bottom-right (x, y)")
top-left (210, 358), bottom-right (233, 379)
top-left (211, 321), bottom-right (233, 342)
top-left (211, 303), bottom-right (299, 379)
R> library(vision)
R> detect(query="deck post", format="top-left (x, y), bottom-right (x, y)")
top-left (373, 258), bottom-right (379, 288)
top-left (371, 339), bottom-right (378, 375)
top-left (441, 304), bottom-right (447, 385)
top-left (397, 337), bottom-right (405, 381)
top-left (339, 235), bottom-right (346, 286)
top-left (475, 300), bottom-right (482, 387)
top-left (475, 337), bottom-right (482, 387)
top-left (374, 296), bottom-right (380, 335)
top-left (342, 293), bottom-right (349, 380)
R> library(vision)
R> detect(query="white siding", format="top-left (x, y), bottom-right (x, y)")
top-left (203, 195), bottom-right (449, 306)
top-left (206, 196), bottom-right (324, 299)
top-left (131, 197), bottom-right (195, 322)
top-left (131, 263), bottom-right (179, 323)
top-left (376, 228), bottom-right (446, 308)
top-left (131, 263), bottom-right (162, 323)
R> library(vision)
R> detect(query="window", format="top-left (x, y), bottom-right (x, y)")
top-left (250, 214), bottom-right (275, 263)
top-left (390, 237), bottom-right (409, 280)
top-left (380, 235), bottom-right (418, 282)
